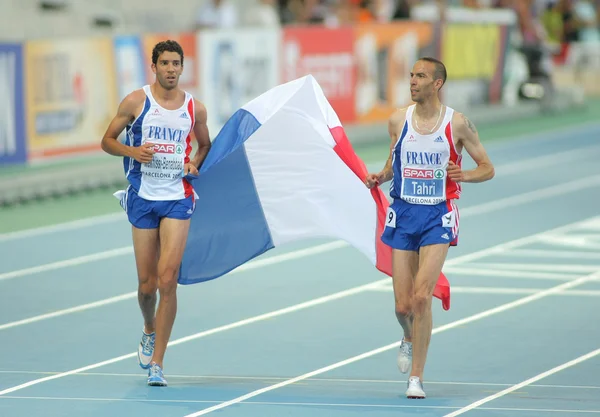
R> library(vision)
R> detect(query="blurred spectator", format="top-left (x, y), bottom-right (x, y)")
top-left (541, 1), bottom-right (564, 46)
top-left (391, 0), bottom-right (446, 20)
top-left (559, 0), bottom-right (582, 42)
top-left (391, 0), bottom-right (415, 19)
top-left (245, 0), bottom-right (282, 27)
top-left (356, 0), bottom-right (375, 22)
top-left (573, 0), bottom-right (600, 42)
top-left (195, 0), bottom-right (238, 29)
top-left (293, 0), bottom-right (337, 24)
top-left (277, 0), bottom-right (303, 24)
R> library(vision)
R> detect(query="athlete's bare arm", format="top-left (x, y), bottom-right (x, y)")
top-left (189, 99), bottom-right (211, 170)
top-left (101, 90), bottom-right (155, 164)
top-left (449, 112), bottom-right (495, 183)
top-left (365, 108), bottom-right (407, 189)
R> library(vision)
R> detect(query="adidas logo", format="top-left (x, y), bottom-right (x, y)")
top-left (441, 233), bottom-right (449, 240)
top-left (434, 136), bottom-right (444, 143)
top-left (180, 113), bottom-right (188, 119)
top-left (152, 109), bottom-right (160, 115)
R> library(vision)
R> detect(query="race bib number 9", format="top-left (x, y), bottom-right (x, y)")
top-left (441, 210), bottom-right (456, 228)
top-left (385, 206), bottom-right (396, 228)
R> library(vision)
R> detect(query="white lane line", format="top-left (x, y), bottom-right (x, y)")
top-left (368, 285), bottom-right (600, 297)
top-left (0, 211), bottom-right (598, 333)
top-left (2, 134), bottom-right (599, 243)
top-left (3, 173), bottom-right (600, 284)
top-left (180, 271), bottom-right (600, 416)
top-left (458, 175), bottom-right (600, 218)
top-left (444, 348), bottom-right (600, 416)
top-left (439, 267), bottom-right (580, 281)
top-left (0, 247), bottom-right (133, 282)
top-left (1, 396), bottom-right (600, 414)
top-left (0, 212), bottom-right (126, 243)
top-left (508, 249), bottom-right (600, 260)
top-left (0, 224), bottom-right (597, 395)
top-left (0, 241), bottom-right (347, 330)
top-left (1, 372), bottom-right (599, 390)
top-left (462, 263), bottom-right (600, 273)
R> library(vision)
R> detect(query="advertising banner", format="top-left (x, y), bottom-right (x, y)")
top-left (0, 44), bottom-right (26, 165)
top-left (24, 38), bottom-right (118, 160)
top-left (198, 28), bottom-right (279, 134)
top-left (441, 23), bottom-right (509, 107)
top-left (354, 22), bottom-right (435, 124)
top-left (113, 35), bottom-right (146, 100)
top-left (282, 27), bottom-right (356, 123)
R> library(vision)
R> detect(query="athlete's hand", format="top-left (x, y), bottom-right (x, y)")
top-left (184, 163), bottom-right (199, 177)
top-left (447, 161), bottom-right (463, 182)
top-left (365, 173), bottom-right (381, 189)
top-left (131, 143), bottom-right (155, 164)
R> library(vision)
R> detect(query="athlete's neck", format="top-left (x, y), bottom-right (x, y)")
top-left (414, 98), bottom-right (443, 120)
top-left (151, 83), bottom-right (181, 102)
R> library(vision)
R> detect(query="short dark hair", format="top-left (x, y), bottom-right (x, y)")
top-left (419, 57), bottom-right (447, 87)
top-left (152, 40), bottom-right (184, 66)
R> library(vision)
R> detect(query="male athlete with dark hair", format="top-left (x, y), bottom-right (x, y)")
top-left (101, 40), bottom-right (211, 386)
top-left (366, 57), bottom-right (494, 398)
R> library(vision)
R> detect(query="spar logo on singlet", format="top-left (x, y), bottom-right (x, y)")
top-left (142, 142), bottom-right (185, 178)
top-left (403, 168), bottom-right (444, 180)
top-left (402, 166), bottom-right (446, 202)
top-left (150, 143), bottom-right (184, 155)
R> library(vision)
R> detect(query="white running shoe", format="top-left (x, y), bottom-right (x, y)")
top-left (406, 376), bottom-right (426, 399)
top-left (147, 362), bottom-right (167, 387)
top-left (138, 330), bottom-right (155, 369)
top-left (397, 338), bottom-right (413, 374)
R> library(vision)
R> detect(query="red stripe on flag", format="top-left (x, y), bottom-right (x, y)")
top-left (329, 126), bottom-right (451, 311)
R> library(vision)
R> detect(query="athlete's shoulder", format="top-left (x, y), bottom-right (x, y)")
top-left (115, 88), bottom-right (147, 119)
top-left (389, 105), bottom-right (411, 126)
top-left (121, 88), bottom-right (147, 109)
top-left (191, 97), bottom-right (208, 120)
top-left (450, 109), bottom-right (476, 135)
top-left (191, 97), bottom-right (206, 110)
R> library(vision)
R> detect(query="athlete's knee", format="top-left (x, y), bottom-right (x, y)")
top-left (138, 286), bottom-right (156, 302)
top-left (395, 300), bottom-right (412, 318)
top-left (157, 265), bottom-right (178, 295)
top-left (411, 292), bottom-right (432, 316)
top-left (138, 274), bottom-right (158, 295)
top-left (157, 277), bottom-right (177, 296)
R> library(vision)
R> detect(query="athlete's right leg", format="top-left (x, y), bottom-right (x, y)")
top-left (125, 188), bottom-right (160, 370)
top-left (392, 249), bottom-right (419, 374)
top-left (131, 226), bottom-right (159, 334)
top-left (145, 194), bottom-right (195, 387)
top-left (152, 216), bottom-right (191, 370)
top-left (382, 199), bottom-right (420, 374)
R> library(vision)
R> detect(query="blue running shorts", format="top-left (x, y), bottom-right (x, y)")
top-left (121, 187), bottom-right (195, 229)
top-left (381, 198), bottom-right (459, 252)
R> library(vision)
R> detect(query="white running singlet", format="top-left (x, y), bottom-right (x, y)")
top-left (124, 85), bottom-right (196, 201)
top-left (390, 105), bottom-right (462, 205)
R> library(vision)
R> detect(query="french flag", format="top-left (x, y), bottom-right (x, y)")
top-left (179, 75), bottom-right (450, 311)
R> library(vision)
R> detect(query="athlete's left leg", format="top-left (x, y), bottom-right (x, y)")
top-left (411, 243), bottom-right (450, 380)
top-left (405, 242), bottom-right (449, 399)
top-left (152, 217), bottom-right (190, 370)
